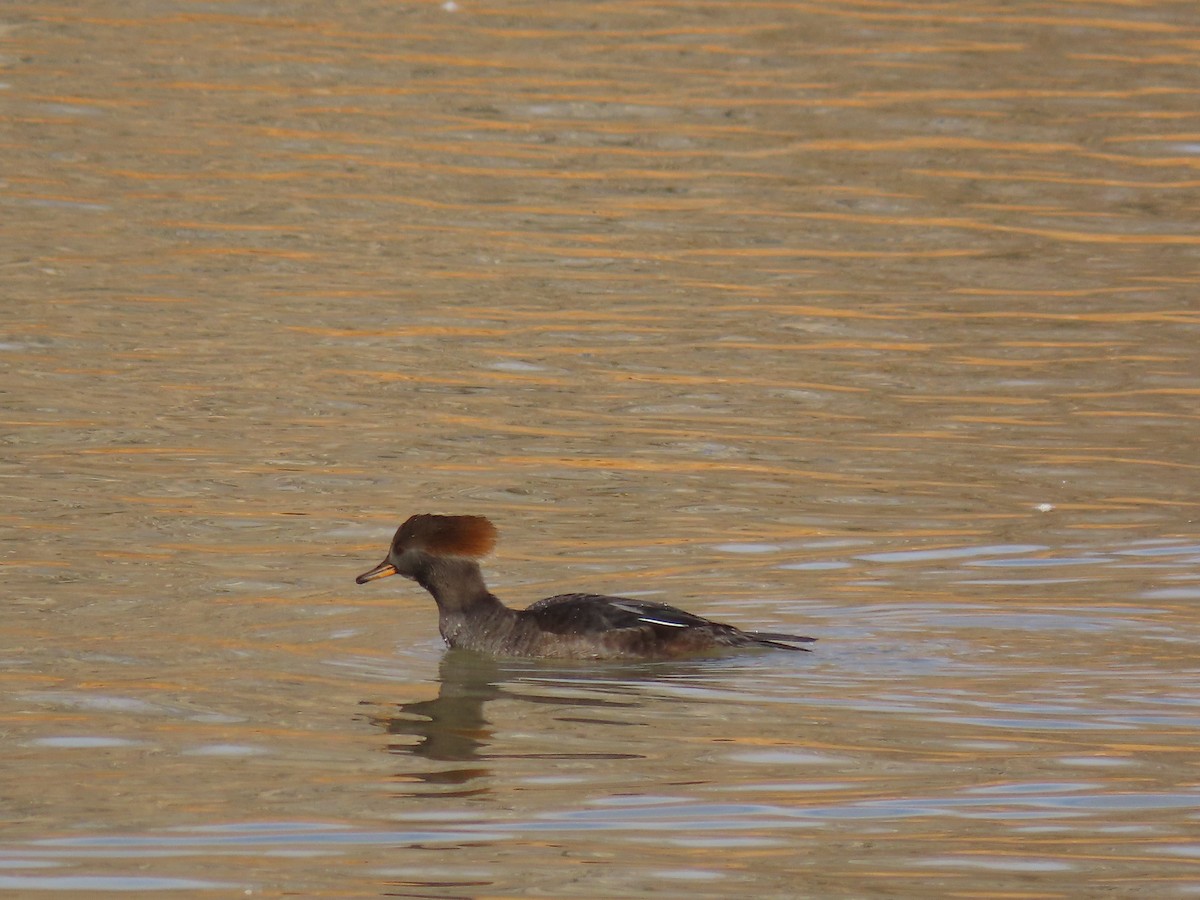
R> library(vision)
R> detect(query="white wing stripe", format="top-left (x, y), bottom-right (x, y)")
top-left (635, 614), bottom-right (688, 628)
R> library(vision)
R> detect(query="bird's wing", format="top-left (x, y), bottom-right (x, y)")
top-left (520, 593), bottom-right (714, 635)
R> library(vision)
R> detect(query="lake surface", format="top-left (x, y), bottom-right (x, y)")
top-left (4, 0), bottom-right (1200, 896)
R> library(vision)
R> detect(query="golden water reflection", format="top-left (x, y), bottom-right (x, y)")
top-left (4, 0), bottom-right (1200, 896)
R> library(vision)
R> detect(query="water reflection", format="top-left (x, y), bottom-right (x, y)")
top-left (7, 0), bottom-right (1200, 893)
top-left (364, 651), bottom-right (649, 795)
top-left (368, 652), bottom-right (502, 764)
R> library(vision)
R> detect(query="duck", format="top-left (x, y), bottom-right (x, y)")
top-left (355, 514), bottom-right (815, 660)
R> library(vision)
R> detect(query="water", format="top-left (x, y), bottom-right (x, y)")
top-left (4, 0), bottom-right (1200, 896)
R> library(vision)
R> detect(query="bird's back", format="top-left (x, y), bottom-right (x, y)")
top-left (507, 593), bottom-right (813, 659)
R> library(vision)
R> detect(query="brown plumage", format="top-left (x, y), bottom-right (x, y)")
top-left (394, 513), bottom-right (497, 559)
top-left (355, 514), bottom-right (815, 660)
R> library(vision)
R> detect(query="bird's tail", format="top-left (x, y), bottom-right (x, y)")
top-left (747, 631), bottom-right (816, 651)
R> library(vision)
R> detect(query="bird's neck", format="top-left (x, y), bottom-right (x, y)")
top-left (415, 556), bottom-right (499, 610)
top-left (414, 556), bottom-right (514, 646)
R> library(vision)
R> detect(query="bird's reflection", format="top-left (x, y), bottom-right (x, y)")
top-left (362, 651), bottom-right (708, 797)
top-left (367, 651), bottom-right (506, 765)
top-left (361, 653), bottom-right (501, 797)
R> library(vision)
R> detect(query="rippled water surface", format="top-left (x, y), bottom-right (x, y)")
top-left (4, 0), bottom-right (1200, 896)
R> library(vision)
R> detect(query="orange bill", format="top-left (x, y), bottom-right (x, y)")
top-left (356, 560), bottom-right (398, 584)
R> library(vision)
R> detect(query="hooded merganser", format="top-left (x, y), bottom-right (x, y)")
top-left (355, 514), bottom-right (815, 660)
